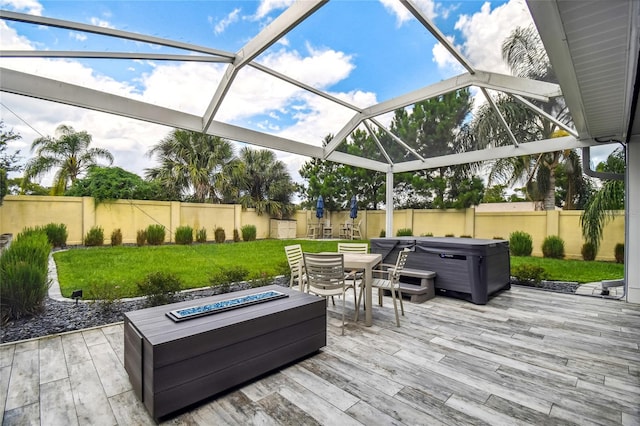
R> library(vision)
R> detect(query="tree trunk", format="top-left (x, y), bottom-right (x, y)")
top-left (543, 167), bottom-right (556, 210)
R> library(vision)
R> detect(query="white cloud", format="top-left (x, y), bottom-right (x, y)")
top-left (212, 8), bottom-right (241, 35)
top-left (254, 0), bottom-right (295, 20)
top-left (435, 0), bottom-right (533, 75)
top-left (89, 17), bottom-right (114, 29)
top-left (69, 31), bottom-right (87, 42)
top-left (380, 0), bottom-right (437, 26)
top-left (0, 0), bottom-right (43, 16)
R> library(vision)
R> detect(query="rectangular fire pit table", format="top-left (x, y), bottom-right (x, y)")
top-left (124, 285), bottom-right (326, 421)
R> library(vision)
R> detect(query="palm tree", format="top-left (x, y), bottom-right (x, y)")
top-left (580, 148), bottom-right (625, 254)
top-left (22, 124), bottom-right (113, 195)
top-left (471, 26), bottom-right (583, 210)
top-left (145, 130), bottom-right (237, 203)
top-left (234, 147), bottom-right (295, 218)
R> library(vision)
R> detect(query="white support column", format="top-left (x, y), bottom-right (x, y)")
top-left (386, 171), bottom-right (394, 237)
top-left (626, 138), bottom-right (639, 303)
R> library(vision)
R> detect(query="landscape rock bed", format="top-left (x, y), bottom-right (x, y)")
top-left (510, 278), bottom-right (580, 294)
top-left (1, 278), bottom-right (289, 344)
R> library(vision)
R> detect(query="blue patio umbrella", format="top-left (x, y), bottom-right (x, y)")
top-left (349, 195), bottom-right (358, 220)
top-left (316, 196), bottom-right (324, 220)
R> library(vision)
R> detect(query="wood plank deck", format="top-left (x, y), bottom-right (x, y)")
top-left (1, 286), bottom-right (639, 425)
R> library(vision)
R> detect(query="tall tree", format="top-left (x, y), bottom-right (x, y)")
top-left (470, 26), bottom-right (585, 210)
top-left (22, 124), bottom-right (113, 195)
top-left (145, 130), bottom-right (237, 203)
top-left (234, 147), bottom-right (296, 218)
top-left (389, 89), bottom-right (483, 209)
top-left (0, 121), bottom-right (22, 204)
top-left (580, 148), bottom-right (625, 254)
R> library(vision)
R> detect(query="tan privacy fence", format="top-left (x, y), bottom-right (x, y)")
top-left (0, 195), bottom-right (624, 261)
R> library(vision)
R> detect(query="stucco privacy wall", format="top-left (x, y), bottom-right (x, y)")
top-left (0, 195), bottom-right (624, 261)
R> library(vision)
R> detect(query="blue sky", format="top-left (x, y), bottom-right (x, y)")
top-left (4, 0), bottom-right (591, 188)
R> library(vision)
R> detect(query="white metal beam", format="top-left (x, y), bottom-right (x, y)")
top-left (481, 88), bottom-right (519, 147)
top-left (0, 10), bottom-right (233, 58)
top-left (202, 0), bottom-right (328, 132)
top-left (511, 94), bottom-right (579, 138)
top-left (401, 0), bottom-right (475, 74)
top-left (0, 50), bottom-right (232, 63)
top-left (392, 136), bottom-right (599, 173)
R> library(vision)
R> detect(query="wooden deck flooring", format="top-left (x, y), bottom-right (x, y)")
top-left (1, 286), bottom-right (639, 425)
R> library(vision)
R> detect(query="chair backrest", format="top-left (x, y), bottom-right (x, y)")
top-left (352, 220), bottom-right (362, 238)
top-left (389, 248), bottom-right (411, 282)
top-left (303, 253), bottom-right (345, 293)
top-left (284, 244), bottom-right (303, 270)
top-left (337, 242), bottom-right (368, 254)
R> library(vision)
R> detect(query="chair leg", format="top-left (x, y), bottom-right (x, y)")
top-left (398, 289), bottom-right (405, 316)
top-left (355, 285), bottom-right (364, 321)
top-left (341, 291), bottom-right (346, 335)
top-left (390, 287), bottom-right (400, 327)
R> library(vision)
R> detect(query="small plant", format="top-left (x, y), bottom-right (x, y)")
top-left (136, 229), bottom-right (147, 247)
top-left (43, 223), bottom-right (68, 248)
top-left (209, 266), bottom-right (250, 288)
top-left (241, 225), bottom-right (256, 242)
top-left (214, 227), bottom-right (226, 243)
top-left (460, 235), bottom-right (472, 238)
top-left (581, 242), bottom-right (596, 261)
top-left (84, 226), bottom-right (104, 247)
top-left (444, 233), bottom-right (455, 237)
top-left (249, 271), bottom-right (273, 288)
top-left (0, 230), bottom-right (50, 321)
top-left (110, 228), bottom-right (123, 246)
top-left (196, 227), bottom-right (207, 243)
top-left (137, 272), bottom-right (182, 307)
top-left (512, 264), bottom-right (547, 285)
top-left (233, 229), bottom-right (241, 242)
top-left (421, 232), bottom-right (433, 237)
top-left (614, 243), bottom-right (624, 264)
top-left (509, 231), bottom-right (533, 256)
top-left (175, 226), bottom-right (194, 245)
top-left (146, 224), bottom-right (166, 245)
top-left (542, 235), bottom-right (565, 259)
top-left (493, 236), bottom-right (504, 240)
top-left (396, 228), bottom-right (412, 237)
top-left (88, 281), bottom-right (122, 313)
top-left (379, 230), bottom-right (386, 237)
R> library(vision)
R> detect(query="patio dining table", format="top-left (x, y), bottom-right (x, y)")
top-left (318, 251), bottom-right (382, 326)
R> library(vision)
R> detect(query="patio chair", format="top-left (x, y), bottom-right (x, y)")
top-left (338, 222), bottom-right (351, 239)
top-left (322, 219), bottom-right (333, 239)
top-left (356, 248), bottom-right (410, 327)
top-left (337, 242), bottom-right (368, 298)
top-left (303, 253), bottom-right (355, 335)
top-left (306, 223), bottom-right (318, 239)
top-left (351, 220), bottom-right (362, 240)
top-left (284, 244), bottom-right (306, 291)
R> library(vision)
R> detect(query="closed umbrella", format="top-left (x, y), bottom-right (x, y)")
top-left (316, 196), bottom-right (324, 228)
top-left (349, 195), bottom-right (358, 239)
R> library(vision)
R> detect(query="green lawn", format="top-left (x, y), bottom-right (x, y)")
top-left (510, 256), bottom-right (623, 283)
top-left (54, 240), bottom-right (347, 298)
top-left (54, 240), bottom-right (625, 299)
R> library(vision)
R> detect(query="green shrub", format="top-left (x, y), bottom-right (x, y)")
top-left (444, 233), bottom-right (455, 237)
top-left (175, 226), bottom-right (193, 245)
top-left (209, 266), bottom-right (250, 287)
top-left (460, 235), bottom-right (472, 238)
top-left (396, 228), bottom-right (412, 237)
top-left (137, 272), bottom-right (182, 307)
top-left (581, 242), bottom-right (596, 261)
top-left (146, 224), bottom-right (166, 245)
top-left (233, 229), bottom-right (241, 242)
top-left (214, 227), bottom-right (226, 243)
top-left (421, 232), bottom-right (433, 237)
top-left (196, 227), bottom-right (207, 243)
top-left (542, 235), bottom-right (565, 259)
top-left (84, 226), bottom-right (104, 247)
top-left (614, 243), bottom-right (624, 264)
top-left (110, 228), bottom-right (123, 246)
top-left (88, 281), bottom-right (122, 313)
top-left (509, 231), bottom-right (533, 256)
top-left (512, 264), bottom-right (547, 284)
top-left (241, 225), bottom-right (256, 242)
top-left (379, 230), bottom-right (386, 237)
top-left (0, 230), bottom-right (50, 321)
top-left (136, 229), bottom-right (147, 247)
top-left (493, 236), bottom-right (504, 240)
top-left (43, 223), bottom-right (68, 248)
top-left (249, 271), bottom-right (273, 288)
